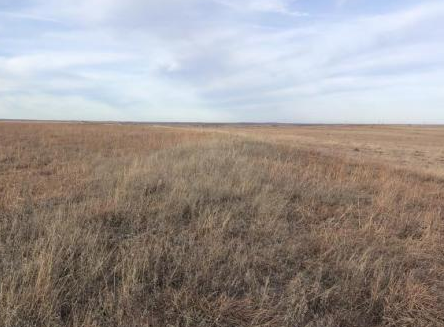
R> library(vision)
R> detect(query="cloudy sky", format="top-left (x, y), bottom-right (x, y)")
top-left (0, 0), bottom-right (443, 123)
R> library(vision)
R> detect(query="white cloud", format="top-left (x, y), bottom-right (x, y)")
top-left (0, 52), bottom-right (135, 76)
top-left (335, 0), bottom-right (351, 7)
top-left (0, 93), bottom-right (128, 121)
top-left (0, 10), bottom-right (60, 23)
top-left (215, 0), bottom-right (308, 16)
top-left (0, 0), bottom-right (443, 122)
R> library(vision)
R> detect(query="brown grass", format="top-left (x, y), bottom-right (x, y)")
top-left (213, 125), bottom-right (444, 176)
top-left (1, 122), bottom-right (444, 327)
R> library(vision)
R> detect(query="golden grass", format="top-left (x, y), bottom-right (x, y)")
top-left (213, 125), bottom-right (444, 175)
top-left (1, 122), bottom-right (443, 327)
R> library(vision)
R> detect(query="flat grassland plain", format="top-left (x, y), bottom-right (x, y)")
top-left (1, 122), bottom-right (444, 327)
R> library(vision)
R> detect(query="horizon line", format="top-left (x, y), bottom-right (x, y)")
top-left (1, 118), bottom-right (444, 127)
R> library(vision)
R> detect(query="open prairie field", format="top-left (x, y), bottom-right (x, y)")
top-left (213, 125), bottom-right (444, 176)
top-left (1, 122), bottom-right (444, 327)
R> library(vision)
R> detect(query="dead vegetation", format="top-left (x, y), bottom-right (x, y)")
top-left (214, 125), bottom-right (444, 176)
top-left (0, 122), bottom-right (444, 327)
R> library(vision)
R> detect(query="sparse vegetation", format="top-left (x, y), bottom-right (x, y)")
top-left (1, 122), bottom-right (443, 327)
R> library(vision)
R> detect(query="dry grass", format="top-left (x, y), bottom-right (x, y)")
top-left (1, 122), bottom-right (444, 327)
top-left (214, 125), bottom-right (444, 175)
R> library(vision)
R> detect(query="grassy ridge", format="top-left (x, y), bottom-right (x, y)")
top-left (1, 123), bottom-right (443, 326)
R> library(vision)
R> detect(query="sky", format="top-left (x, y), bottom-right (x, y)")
top-left (0, 0), bottom-right (443, 123)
